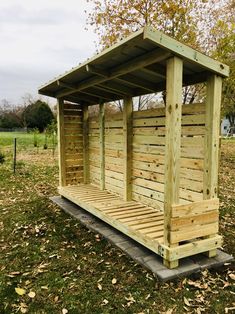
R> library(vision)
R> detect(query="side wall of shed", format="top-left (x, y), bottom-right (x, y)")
top-left (132, 104), bottom-right (205, 209)
top-left (105, 112), bottom-right (124, 196)
top-left (88, 114), bottom-right (100, 186)
top-left (58, 101), bottom-right (84, 186)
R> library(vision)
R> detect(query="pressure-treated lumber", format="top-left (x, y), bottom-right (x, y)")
top-left (104, 113), bottom-right (123, 195)
top-left (57, 98), bottom-right (66, 186)
top-left (59, 184), bottom-right (164, 253)
top-left (83, 104), bottom-right (89, 184)
top-left (203, 75), bottom-right (222, 199)
top-left (64, 106), bottom-right (84, 187)
top-left (99, 103), bottom-right (105, 190)
top-left (170, 210), bottom-right (219, 230)
top-left (40, 25), bottom-right (228, 270)
top-left (56, 49), bottom-right (171, 98)
top-left (171, 198), bottom-right (219, 217)
top-left (203, 74), bottom-right (222, 257)
top-left (160, 235), bottom-right (223, 261)
top-left (164, 56), bottom-right (183, 268)
top-left (123, 97), bottom-right (133, 201)
top-left (144, 26), bottom-right (229, 77)
top-left (39, 27), bottom-right (229, 104)
top-left (58, 97), bottom-right (224, 267)
top-left (58, 185), bottom-right (223, 264)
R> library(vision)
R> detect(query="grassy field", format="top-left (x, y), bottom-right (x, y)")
top-left (0, 132), bottom-right (234, 313)
top-left (0, 132), bottom-right (57, 155)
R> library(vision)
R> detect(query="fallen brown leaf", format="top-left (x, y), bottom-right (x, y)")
top-left (28, 291), bottom-right (36, 298)
top-left (229, 273), bottom-right (235, 280)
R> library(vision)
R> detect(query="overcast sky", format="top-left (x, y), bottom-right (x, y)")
top-left (0, 0), bottom-right (97, 106)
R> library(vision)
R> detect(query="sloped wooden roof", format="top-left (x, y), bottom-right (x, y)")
top-left (38, 26), bottom-right (229, 105)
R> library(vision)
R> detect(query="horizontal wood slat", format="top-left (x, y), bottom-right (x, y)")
top-left (63, 110), bottom-right (82, 116)
top-left (133, 125), bottom-right (205, 136)
top-left (166, 235), bottom-right (222, 261)
top-left (132, 135), bottom-right (204, 147)
top-left (171, 198), bottom-right (219, 218)
top-left (133, 144), bottom-right (204, 159)
top-left (132, 103), bottom-right (205, 119)
top-left (170, 222), bottom-right (218, 244)
top-left (170, 210), bottom-right (218, 230)
top-left (64, 103), bottom-right (82, 110)
top-left (133, 114), bottom-right (205, 127)
top-left (63, 103), bottom-right (84, 185)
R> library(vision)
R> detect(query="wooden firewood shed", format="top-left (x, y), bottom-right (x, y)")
top-left (39, 26), bottom-right (229, 269)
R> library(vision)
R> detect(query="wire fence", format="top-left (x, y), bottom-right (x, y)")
top-left (0, 127), bottom-right (33, 133)
top-left (0, 130), bottom-right (58, 171)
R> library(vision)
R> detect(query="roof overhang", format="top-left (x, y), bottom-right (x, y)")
top-left (38, 26), bottom-right (229, 105)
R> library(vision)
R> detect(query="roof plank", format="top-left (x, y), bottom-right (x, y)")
top-left (39, 26), bottom-right (229, 104)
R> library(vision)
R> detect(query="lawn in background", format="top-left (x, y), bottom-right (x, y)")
top-left (0, 131), bottom-right (57, 152)
top-left (0, 132), bottom-right (234, 313)
top-left (0, 132), bottom-right (57, 166)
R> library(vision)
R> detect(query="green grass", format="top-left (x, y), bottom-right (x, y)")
top-left (0, 131), bottom-right (57, 152)
top-left (222, 137), bottom-right (235, 142)
top-left (0, 133), bottom-right (234, 313)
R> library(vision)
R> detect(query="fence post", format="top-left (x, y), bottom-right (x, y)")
top-left (13, 138), bottom-right (17, 174)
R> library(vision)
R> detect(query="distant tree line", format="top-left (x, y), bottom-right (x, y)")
top-left (0, 99), bottom-right (55, 132)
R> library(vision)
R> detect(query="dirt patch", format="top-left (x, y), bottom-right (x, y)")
top-left (17, 149), bottom-right (58, 166)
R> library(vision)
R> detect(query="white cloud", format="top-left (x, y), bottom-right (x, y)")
top-left (0, 0), bottom-right (97, 105)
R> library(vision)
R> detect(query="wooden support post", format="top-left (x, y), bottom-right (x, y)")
top-left (203, 74), bottom-right (222, 257)
top-left (164, 56), bottom-right (183, 269)
top-left (83, 104), bottom-right (90, 184)
top-left (57, 98), bottom-right (66, 187)
top-left (204, 74), bottom-right (222, 199)
top-left (99, 103), bottom-right (105, 190)
top-left (123, 97), bottom-right (133, 201)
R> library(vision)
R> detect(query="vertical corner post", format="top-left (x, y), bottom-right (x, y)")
top-left (99, 102), bottom-right (105, 190)
top-left (83, 104), bottom-right (90, 184)
top-left (123, 97), bottom-right (133, 201)
top-left (57, 98), bottom-right (66, 187)
top-left (203, 74), bottom-right (222, 257)
top-left (164, 56), bottom-right (183, 268)
top-left (203, 74), bottom-right (222, 199)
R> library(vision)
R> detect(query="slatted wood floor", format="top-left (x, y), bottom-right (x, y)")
top-left (59, 184), bottom-right (164, 254)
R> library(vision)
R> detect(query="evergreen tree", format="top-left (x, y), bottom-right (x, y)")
top-left (23, 100), bottom-right (54, 132)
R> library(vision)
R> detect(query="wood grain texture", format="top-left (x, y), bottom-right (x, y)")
top-left (83, 104), bottom-right (89, 184)
top-left (164, 57), bottom-right (183, 247)
top-left (99, 103), bottom-right (105, 190)
top-left (59, 184), bottom-right (163, 251)
top-left (171, 198), bottom-right (219, 218)
top-left (203, 74), bottom-right (222, 257)
top-left (123, 97), bottom-right (133, 201)
top-left (144, 26), bottom-right (229, 77)
top-left (203, 75), bottom-right (222, 199)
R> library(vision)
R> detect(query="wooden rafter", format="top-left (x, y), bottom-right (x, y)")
top-left (56, 49), bottom-right (171, 98)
